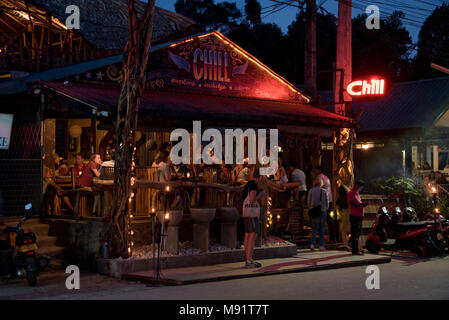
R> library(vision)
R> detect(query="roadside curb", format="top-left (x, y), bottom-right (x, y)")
top-left (123, 255), bottom-right (391, 285)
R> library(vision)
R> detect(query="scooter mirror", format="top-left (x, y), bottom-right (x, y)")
top-left (25, 203), bottom-right (32, 211)
top-left (382, 207), bottom-right (388, 214)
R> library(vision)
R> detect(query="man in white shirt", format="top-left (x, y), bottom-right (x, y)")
top-left (288, 161), bottom-right (307, 202)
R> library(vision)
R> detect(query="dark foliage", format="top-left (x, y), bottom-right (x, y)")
top-left (352, 11), bottom-right (413, 83)
top-left (413, 3), bottom-right (449, 79)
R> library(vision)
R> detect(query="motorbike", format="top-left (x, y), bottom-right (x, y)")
top-left (0, 203), bottom-right (50, 286)
top-left (365, 205), bottom-right (435, 257)
top-left (420, 210), bottom-right (449, 255)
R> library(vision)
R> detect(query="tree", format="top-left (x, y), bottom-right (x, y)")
top-left (109, 0), bottom-right (156, 258)
top-left (228, 22), bottom-right (290, 77)
top-left (245, 0), bottom-right (262, 25)
top-left (414, 3), bottom-right (449, 79)
top-left (175, 0), bottom-right (241, 30)
top-left (352, 11), bottom-right (413, 83)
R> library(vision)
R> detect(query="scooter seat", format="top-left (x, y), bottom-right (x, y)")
top-left (396, 222), bottom-right (428, 229)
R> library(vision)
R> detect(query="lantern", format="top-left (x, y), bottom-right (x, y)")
top-left (69, 125), bottom-right (82, 138)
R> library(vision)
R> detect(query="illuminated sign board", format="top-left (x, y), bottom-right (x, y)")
top-left (347, 79), bottom-right (386, 96)
top-left (0, 113), bottom-right (13, 150)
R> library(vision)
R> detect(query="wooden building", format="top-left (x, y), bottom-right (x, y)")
top-left (0, 0), bottom-right (195, 216)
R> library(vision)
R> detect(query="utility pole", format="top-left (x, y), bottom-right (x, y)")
top-left (334, 0), bottom-right (352, 116)
top-left (304, 0), bottom-right (317, 102)
top-left (332, 0), bottom-right (354, 244)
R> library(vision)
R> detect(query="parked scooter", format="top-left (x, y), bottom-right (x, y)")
top-left (0, 203), bottom-right (50, 286)
top-left (365, 205), bottom-right (435, 257)
top-left (420, 209), bottom-right (449, 254)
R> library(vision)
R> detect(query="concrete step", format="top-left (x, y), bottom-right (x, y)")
top-left (38, 245), bottom-right (64, 258)
top-left (37, 235), bottom-right (57, 247)
top-left (22, 224), bottom-right (50, 236)
top-left (49, 258), bottom-right (66, 270)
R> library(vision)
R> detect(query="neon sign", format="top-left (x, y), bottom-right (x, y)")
top-left (347, 79), bottom-right (385, 96)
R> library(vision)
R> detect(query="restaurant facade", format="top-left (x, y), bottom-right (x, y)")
top-left (1, 1), bottom-right (354, 268)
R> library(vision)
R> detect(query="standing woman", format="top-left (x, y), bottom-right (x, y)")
top-left (307, 177), bottom-right (329, 251)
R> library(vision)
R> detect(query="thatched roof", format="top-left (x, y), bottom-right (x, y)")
top-left (28, 0), bottom-right (196, 50)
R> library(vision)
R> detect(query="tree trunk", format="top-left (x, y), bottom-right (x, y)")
top-left (109, 0), bottom-right (156, 258)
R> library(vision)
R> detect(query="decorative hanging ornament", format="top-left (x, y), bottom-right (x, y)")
top-left (69, 125), bottom-right (82, 138)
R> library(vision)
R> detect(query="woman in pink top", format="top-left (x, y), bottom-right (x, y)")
top-left (347, 180), bottom-right (368, 255)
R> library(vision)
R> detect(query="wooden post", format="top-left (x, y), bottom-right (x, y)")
top-left (304, 0), bottom-right (317, 102)
top-left (433, 145), bottom-right (439, 171)
top-left (333, 0), bottom-right (354, 244)
top-left (47, 12), bottom-right (52, 67)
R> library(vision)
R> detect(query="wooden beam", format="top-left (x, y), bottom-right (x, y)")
top-left (46, 11), bottom-right (52, 67)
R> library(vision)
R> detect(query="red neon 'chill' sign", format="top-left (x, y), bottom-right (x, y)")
top-left (347, 79), bottom-right (385, 96)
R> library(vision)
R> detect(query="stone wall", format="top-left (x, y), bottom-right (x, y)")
top-left (48, 219), bottom-right (106, 270)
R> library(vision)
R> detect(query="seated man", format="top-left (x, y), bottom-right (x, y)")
top-left (72, 153), bottom-right (86, 178)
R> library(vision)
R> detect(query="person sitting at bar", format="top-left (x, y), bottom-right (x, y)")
top-left (56, 162), bottom-right (70, 176)
top-left (55, 162), bottom-right (74, 212)
top-left (275, 160), bottom-right (289, 184)
top-left (218, 163), bottom-right (232, 184)
top-left (232, 159), bottom-right (250, 185)
top-left (100, 152), bottom-right (115, 180)
top-left (153, 150), bottom-right (172, 183)
top-left (72, 153), bottom-right (86, 178)
top-left (76, 154), bottom-right (102, 188)
top-left (286, 161), bottom-right (307, 202)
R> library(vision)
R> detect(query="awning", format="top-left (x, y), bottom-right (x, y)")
top-left (40, 81), bottom-right (353, 130)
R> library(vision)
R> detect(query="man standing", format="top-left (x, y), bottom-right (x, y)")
top-left (347, 180), bottom-right (368, 255)
top-left (242, 169), bottom-right (264, 268)
top-left (313, 165), bottom-right (335, 241)
top-left (287, 161), bottom-right (307, 202)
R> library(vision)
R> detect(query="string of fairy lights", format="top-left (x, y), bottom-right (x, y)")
top-left (127, 144), bottom-right (137, 257)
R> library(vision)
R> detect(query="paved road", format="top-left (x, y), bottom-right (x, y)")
top-left (1, 254), bottom-right (449, 300)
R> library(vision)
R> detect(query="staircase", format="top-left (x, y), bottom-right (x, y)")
top-left (3, 218), bottom-right (65, 269)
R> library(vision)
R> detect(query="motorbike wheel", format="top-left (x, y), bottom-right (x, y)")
top-left (414, 237), bottom-right (433, 258)
top-left (365, 239), bottom-right (381, 254)
top-left (27, 271), bottom-right (37, 287)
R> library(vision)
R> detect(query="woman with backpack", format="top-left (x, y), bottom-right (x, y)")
top-left (307, 177), bottom-right (329, 251)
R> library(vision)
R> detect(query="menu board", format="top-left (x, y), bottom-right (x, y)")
top-left (0, 113), bottom-right (13, 150)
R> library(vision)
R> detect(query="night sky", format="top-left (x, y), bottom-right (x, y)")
top-left (156, 0), bottom-right (446, 44)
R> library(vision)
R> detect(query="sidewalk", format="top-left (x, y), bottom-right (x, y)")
top-left (123, 250), bottom-right (391, 285)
